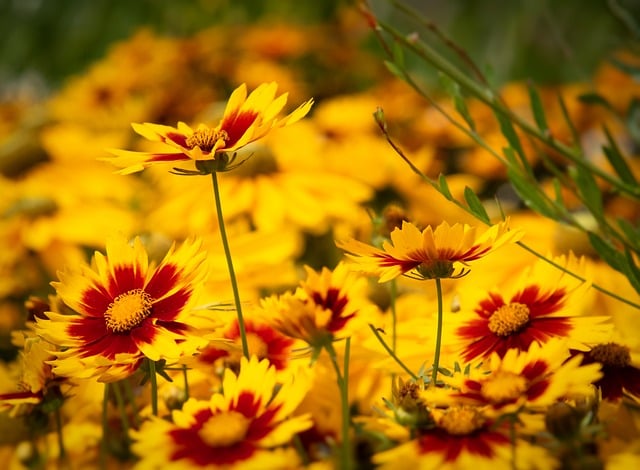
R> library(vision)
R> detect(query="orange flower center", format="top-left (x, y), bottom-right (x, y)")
top-left (186, 128), bottom-right (229, 152)
top-left (199, 411), bottom-right (250, 447)
top-left (246, 332), bottom-right (269, 359)
top-left (104, 289), bottom-right (153, 333)
top-left (480, 370), bottom-right (528, 402)
top-left (438, 406), bottom-right (485, 436)
top-left (589, 343), bottom-right (631, 367)
top-left (488, 302), bottom-right (530, 336)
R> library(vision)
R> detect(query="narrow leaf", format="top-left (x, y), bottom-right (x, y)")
top-left (623, 248), bottom-right (640, 294)
top-left (507, 168), bottom-right (557, 219)
top-left (568, 165), bottom-right (604, 220)
top-left (602, 125), bottom-right (638, 185)
top-left (587, 232), bottom-right (625, 271)
top-left (616, 218), bottom-right (640, 251)
top-left (384, 60), bottom-right (405, 80)
top-left (626, 98), bottom-right (640, 144)
top-left (439, 73), bottom-right (476, 130)
top-left (438, 173), bottom-right (453, 200)
top-left (577, 92), bottom-right (614, 111)
top-left (528, 83), bottom-right (549, 133)
top-left (558, 93), bottom-right (581, 151)
top-left (494, 109), bottom-right (529, 172)
top-left (463, 186), bottom-right (490, 223)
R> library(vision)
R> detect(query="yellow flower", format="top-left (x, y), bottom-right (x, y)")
top-left (107, 82), bottom-right (314, 174)
top-left (257, 262), bottom-right (378, 348)
top-left (337, 219), bottom-right (523, 282)
top-left (36, 235), bottom-right (209, 382)
top-left (423, 339), bottom-right (602, 417)
top-left (131, 356), bottom-right (312, 469)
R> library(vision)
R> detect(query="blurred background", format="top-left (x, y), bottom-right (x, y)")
top-left (1, 0), bottom-right (639, 99)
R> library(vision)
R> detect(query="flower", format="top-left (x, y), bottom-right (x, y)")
top-left (257, 262), bottom-right (377, 348)
top-left (106, 82), bottom-right (314, 174)
top-left (424, 340), bottom-right (602, 416)
top-left (571, 342), bottom-right (640, 401)
top-left (337, 219), bottom-right (522, 282)
top-left (131, 356), bottom-right (312, 469)
top-left (373, 405), bottom-right (554, 470)
top-left (453, 254), bottom-right (611, 362)
top-left (36, 235), bottom-right (209, 382)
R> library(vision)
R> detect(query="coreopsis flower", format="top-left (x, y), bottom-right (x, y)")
top-left (424, 340), bottom-right (602, 417)
top-left (373, 405), bottom-right (554, 470)
top-left (257, 262), bottom-right (378, 349)
top-left (453, 254), bottom-right (611, 362)
top-left (36, 235), bottom-right (209, 382)
top-left (571, 341), bottom-right (640, 401)
top-left (337, 219), bottom-right (522, 282)
top-left (131, 356), bottom-right (312, 469)
top-left (107, 82), bottom-right (314, 174)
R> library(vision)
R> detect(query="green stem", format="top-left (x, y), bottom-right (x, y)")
top-left (100, 383), bottom-right (109, 470)
top-left (389, 279), bottom-right (398, 353)
top-left (210, 171), bottom-right (250, 359)
top-left (182, 364), bottom-right (190, 401)
top-left (149, 359), bottom-right (158, 417)
top-left (122, 379), bottom-right (140, 428)
top-left (430, 278), bottom-right (444, 387)
top-left (112, 382), bottom-right (130, 447)
top-left (368, 324), bottom-right (418, 381)
top-left (326, 340), bottom-right (352, 470)
top-left (54, 405), bottom-right (66, 460)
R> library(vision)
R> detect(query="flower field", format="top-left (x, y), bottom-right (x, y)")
top-left (1, 2), bottom-right (640, 469)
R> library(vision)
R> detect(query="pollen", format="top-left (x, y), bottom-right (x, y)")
top-left (589, 342), bottom-right (631, 368)
top-left (438, 405), bottom-right (485, 436)
top-left (480, 370), bottom-right (528, 402)
top-left (186, 128), bottom-right (229, 152)
top-left (104, 289), bottom-right (153, 333)
top-left (198, 411), bottom-right (250, 447)
top-left (488, 302), bottom-right (530, 336)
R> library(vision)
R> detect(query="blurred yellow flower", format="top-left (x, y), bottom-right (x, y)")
top-left (107, 82), bottom-right (313, 174)
top-left (337, 219), bottom-right (523, 282)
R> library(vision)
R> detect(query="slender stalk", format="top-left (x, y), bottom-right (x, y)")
top-left (100, 383), bottom-right (109, 470)
top-left (210, 171), bottom-right (250, 358)
top-left (389, 279), bottom-right (398, 353)
top-left (122, 379), bottom-right (140, 428)
top-left (368, 324), bottom-right (418, 381)
top-left (112, 382), bottom-right (130, 447)
top-left (430, 278), bottom-right (444, 387)
top-left (54, 405), bottom-right (66, 460)
top-left (148, 359), bottom-right (158, 417)
top-left (182, 364), bottom-right (190, 401)
top-left (326, 340), bottom-right (352, 470)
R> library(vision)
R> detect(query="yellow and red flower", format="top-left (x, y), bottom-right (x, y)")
top-left (453, 255), bottom-right (611, 362)
top-left (36, 235), bottom-right (209, 382)
top-left (337, 219), bottom-right (522, 282)
top-left (131, 356), bottom-right (312, 469)
top-left (107, 82), bottom-right (314, 174)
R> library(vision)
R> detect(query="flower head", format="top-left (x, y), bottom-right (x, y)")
top-left (337, 219), bottom-right (522, 282)
top-left (257, 262), bottom-right (376, 349)
top-left (106, 82), bottom-right (314, 174)
top-left (36, 235), bottom-right (209, 382)
top-left (453, 254), bottom-right (611, 362)
top-left (132, 356), bottom-right (312, 469)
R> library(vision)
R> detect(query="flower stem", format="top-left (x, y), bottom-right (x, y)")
top-left (122, 379), bottom-right (140, 428)
top-left (54, 405), bottom-right (66, 460)
top-left (149, 359), bottom-right (158, 417)
top-left (326, 339), bottom-right (352, 470)
top-left (430, 278), bottom-right (444, 387)
top-left (368, 324), bottom-right (418, 381)
top-left (100, 383), bottom-right (109, 470)
top-left (390, 279), bottom-right (398, 353)
top-left (112, 381), bottom-right (130, 448)
top-left (182, 364), bottom-right (190, 400)
top-left (210, 170), bottom-right (250, 359)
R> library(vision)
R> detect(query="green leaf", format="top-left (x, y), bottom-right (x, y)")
top-left (507, 168), bottom-right (557, 219)
top-left (602, 125), bottom-right (638, 185)
top-left (626, 98), bottom-right (640, 144)
top-left (528, 83), bottom-right (549, 133)
top-left (552, 178), bottom-right (564, 205)
top-left (616, 218), bottom-right (640, 251)
top-left (494, 109), bottom-right (529, 171)
top-left (558, 93), bottom-right (581, 150)
top-left (610, 57), bottom-right (640, 80)
top-left (577, 92), bottom-right (614, 111)
top-left (438, 173), bottom-right (453, 200)
top-left (392, 41), bottom-right (405, 69)
top-left (568, 165), bottom-right (604, 220)
top-left (623, 248), bottom-right (640, 294)
top-left (587, 232), bottom-right (625, 271)
top-left (463, 186), bottom-right (490, 223)
top-left (439, 73), bottom-right (476, 131)
top-left (383, 60), bottom-right (405, 80)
